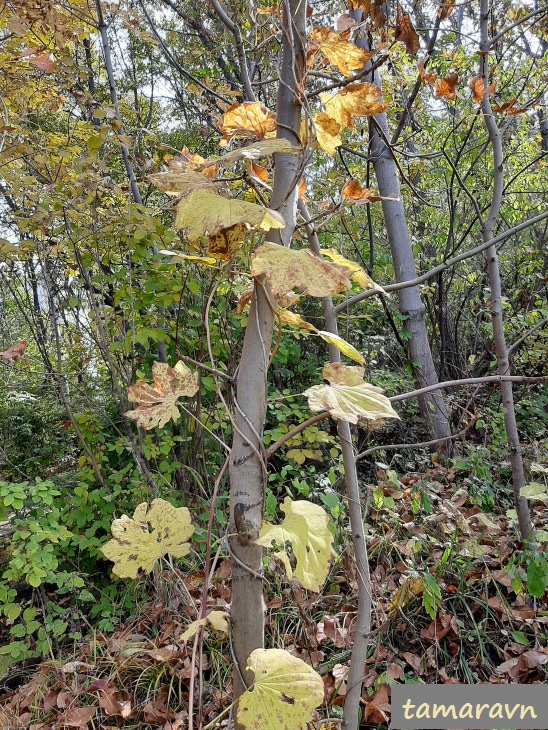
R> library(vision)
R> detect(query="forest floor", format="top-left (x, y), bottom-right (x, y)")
top-left (1, 462), bottom-right (547, 729)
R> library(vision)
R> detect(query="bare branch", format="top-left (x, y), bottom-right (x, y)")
top-left (334, 210), bottom-right (548, 314)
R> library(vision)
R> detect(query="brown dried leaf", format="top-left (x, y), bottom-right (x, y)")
top-left (208, 223), bottom-right (247, 260)
top-left (395, 4), bottom-right (420, 55)
top-left (61, 706), bottom-right (96, 728)
top-left (0, 341), bottom-right (27, 361)
top-left (435, 73), bottom-right (459, 100)
top-left (347, 0), bottom-right (386, 27)
top-left (323, 83), bottom-right (388, 130)
top-left (29, 53), bottom-right (56, 73)
top-left (250, 242), bottom-right (353, 300)
top-left (418, 59), bottom-right (437, 86)
top-left (492, 97), bottom-right (529, 115)
top-left (310, 27), bottom-right (373, 77)
top-left (249, 162), bottom-right (268, 183)
top-left (125, 361), bottom-right (199, 430)
top-left (438, 0), bottom-right (455, 20)
top-left (341, 179), bottom-right (397, 204)
top-left (236, 287), bottom-right (254, 315)
top-left (401, 651), bottom-right (422, 674)
top-left (336, 14), bottom-right (357, 32)
top-left (468, 74), bottom-right (496, 103)
top-left (362, 684), bottom-right (390, 724)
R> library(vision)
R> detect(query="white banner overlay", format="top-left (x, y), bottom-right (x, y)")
top-left (392, 685), bottom-right (548, 729)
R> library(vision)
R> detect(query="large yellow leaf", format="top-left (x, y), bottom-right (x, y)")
top-left (323, 83), bottom-right (388, 130)
top-left (312, 112), bottom-right (342, 156)
top-left (310, 27), bottom-right (373, 77)
top-left (237, 649), bottom-right (324, 730)
top-left (320, 247), bottom-right (385, 291)
top-left (256, 497), bottom-right (334, 592)
top-left (303, 362), bottom-right (400, 424)
top-left (174, 191), bottom-right (284, 242)
top-left (101, 499), bottom-right (194, 579)
top-left (317, 331), bottom-right (365, 364)
top-left (250, 242), bottom-right (352, 301)
top-left (125, 361), bottom-right (199, 430)
top-left (219, 102), bottom-right (276, 145)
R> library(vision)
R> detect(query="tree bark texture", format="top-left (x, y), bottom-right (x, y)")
top-left (228, 0), bottom-right (306, 707)
top-left (479, 0), bottom-right (533, 539)
top-left (300, 201), bottom-right (371, 730)
top-left (352, 17), bottom-right (452, 443)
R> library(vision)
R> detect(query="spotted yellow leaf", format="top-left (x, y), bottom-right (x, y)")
top-left (312, 112), bottom-right (342, 156)
top-left (219, 102), bottom-right (276, 145)
top-left (256, 497), bottom-right (334, 592)
top-left (203, 138), bottom-right (300, 168)
top-left (320, 248), bottom-right (385, 291)
top-left (250, 242), bottom-right (352, 301)
top-left (237, 648), bottom-right (324, 730)
top-left (310, 27), bottom-right (374, 77)
top-left (149, 166), bottom-right (220, 197)
top-left (303, 362), bottom-right (399, 424)
top-left (125, 361), bottom-right (199, 430)
top-left (323, 83), bottom-right (388, 130)
top-left (101, 499), bottom-right (194, 579)
top-left (174, 191), bottom-right (284, 242)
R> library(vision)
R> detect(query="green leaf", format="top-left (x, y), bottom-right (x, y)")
top-left (527, 555), bottom-right (548, 598)
top-left (4, 604), bottom-right (21, 621)
top-left (422, 573), bottom-right (442, 619)
top-left (10, 624), bottom-right (27, 638)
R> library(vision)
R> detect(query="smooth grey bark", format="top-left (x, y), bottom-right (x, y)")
top-left (479, 0), bottom-right (533, 539)
top-left (300, 201), bottom-right (370, 730)
top-left (228, 0), bottom-right (306, 708)
top-left (350, 16), bottom-right (452, 443)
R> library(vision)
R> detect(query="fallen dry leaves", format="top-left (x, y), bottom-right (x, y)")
top-left (1, 462), bottom-right (547, 730)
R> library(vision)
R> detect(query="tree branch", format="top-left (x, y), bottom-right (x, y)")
top-left (334, 210), bottom-right (548, 314)
top-left (209, 0), bottom-right (255, 102)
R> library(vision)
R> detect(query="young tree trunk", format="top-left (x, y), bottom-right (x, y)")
top-left (352, 19), bottom-right (452, 443)
top-left (228, 0), bottom-right (306, 707)
top-left (479, 0), bottom-right (533, 539)
top-left (300, 201), bottom-right (371, 730)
